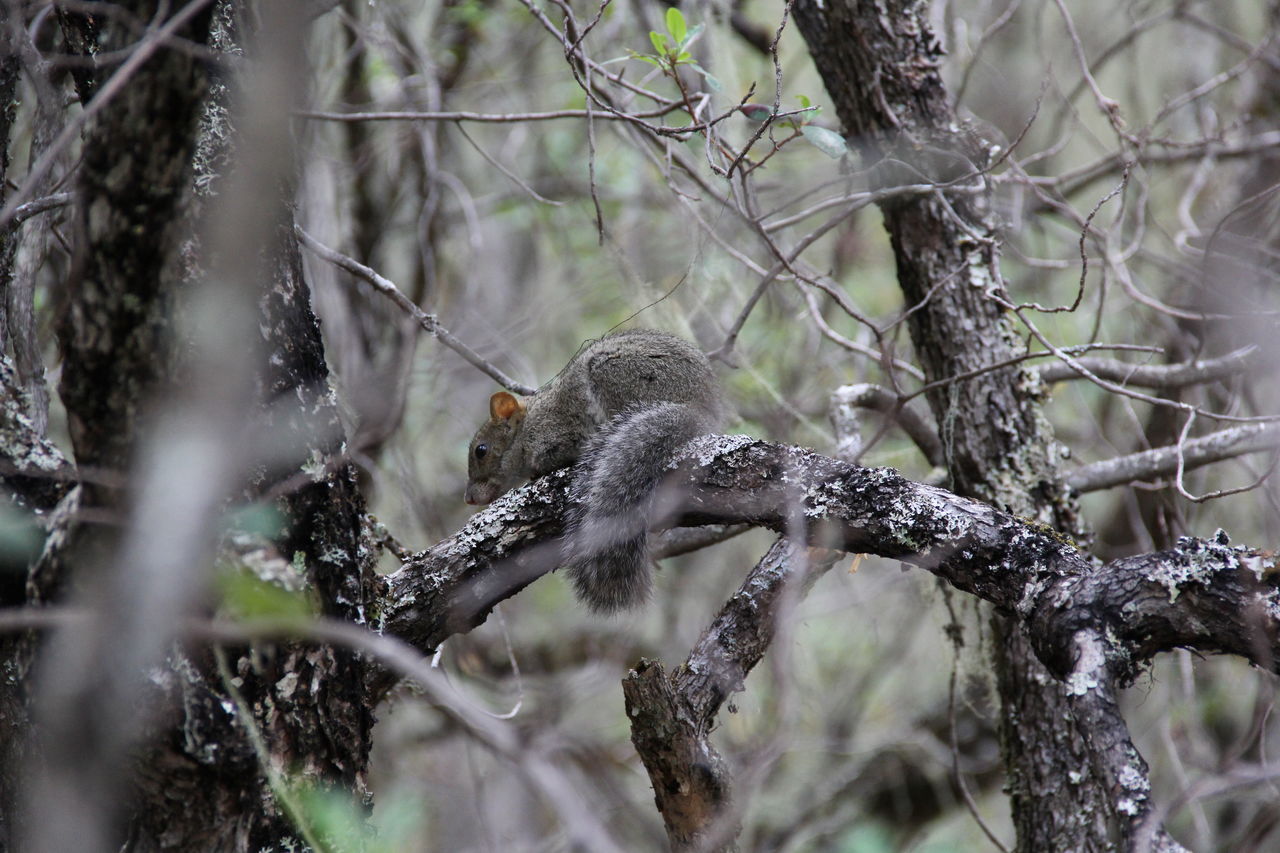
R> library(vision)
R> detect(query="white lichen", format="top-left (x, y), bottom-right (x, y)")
top-left (681, 433), bottom-right (755, 467)
top-left (1066, 630), bottom-right (1106, 696)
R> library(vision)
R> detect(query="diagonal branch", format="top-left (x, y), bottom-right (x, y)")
top-left (294, 225), bottom-right (537, 395)
top-left (623, 538), bottom-right (839, 851)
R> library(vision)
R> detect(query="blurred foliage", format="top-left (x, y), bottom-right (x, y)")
top-left (215, 562), bottom-right (314, 623)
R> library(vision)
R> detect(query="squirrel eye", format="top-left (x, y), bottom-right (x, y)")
top-left (474, 443), bottom-right (488, 460)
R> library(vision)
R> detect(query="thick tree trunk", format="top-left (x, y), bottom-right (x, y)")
top-left (0, 3), bottom-right (381, 850)
top-left (791, 2), bottom-right (1137, 849)
top-left (1, 3), bottom-right (215, 849)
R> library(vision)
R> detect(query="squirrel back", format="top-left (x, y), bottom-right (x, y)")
top-left (464, 329), bottom-right (722, 611)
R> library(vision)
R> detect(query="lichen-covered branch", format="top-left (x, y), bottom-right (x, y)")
top-left (384, 436), bottom-right (1280, 683)
top-left (622, 538), bottom-right (838, 851)
top-left (1067, 421), bottom-right (1280, 493)
top-left (381, 435), bottom-right (1278, 843)
top-left (1038, 346), bottom-right (1258, 388)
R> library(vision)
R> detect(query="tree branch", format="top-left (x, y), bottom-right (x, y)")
top-left (623, 538), bottom-right (839, 851)
top-left (294, 225), bottom-right (537, 395)
top-left (1038, 346), bottom-right (1257, 388)
top-left (829, 383), bottom-right (945, 468)
top-left (1067, 421), bottom-right (1280, 493)
top-left (382, 436), bottom-right (1280, 687)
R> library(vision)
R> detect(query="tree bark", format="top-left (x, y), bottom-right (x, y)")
top-left (387, 438), bottom-right (1280, 683)
top-left (790, 1), bottom-right (1170, 848)
top-left (0, 3), bottom-right (382, 849)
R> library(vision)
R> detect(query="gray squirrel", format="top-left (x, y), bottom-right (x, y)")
top-left (464, 329), bottom-right (723, 612)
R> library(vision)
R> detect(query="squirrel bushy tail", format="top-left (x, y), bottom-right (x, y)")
top-left (564, 402), bottom-right (712, 613)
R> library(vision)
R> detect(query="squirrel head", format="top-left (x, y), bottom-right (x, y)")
top-left (464, 391), bottom-right (528, 505)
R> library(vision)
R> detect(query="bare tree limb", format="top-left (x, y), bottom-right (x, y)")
top-left (1067, 422), bottom-right (1280, 493)
top-left (294, 225), bottom-right (537, 395)
top-left (296, 106), bottom-right (682, 123)
top-left (1039, 346), bottom-right (1257, 388)
top-left (7, 193), bottom-right (73, 228)
top-left (382, 437), bottom-right (1280, 685)
top-left (624, 538), bottom-right (839, 851)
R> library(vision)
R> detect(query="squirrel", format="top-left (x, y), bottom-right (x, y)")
top-left (465, 328), bottom-right (723, 613)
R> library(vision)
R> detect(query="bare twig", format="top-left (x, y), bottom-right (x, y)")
top-left (296, 106), bottom-right (682, 123)
top-left (1038, 346), bottom-right (1257, 388)
top-left (1066, 422), bottom-right (1280, 493)
top-left (294, 226), bottom-right (537, 395)
top-left (7, 192), bottom-right (73, 227)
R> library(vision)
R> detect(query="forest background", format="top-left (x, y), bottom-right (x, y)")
top-left (1, 0), bottom-right (1279, 851)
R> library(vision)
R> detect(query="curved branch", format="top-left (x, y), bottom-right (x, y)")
top-left (829, 383), bottom-right (945, 467)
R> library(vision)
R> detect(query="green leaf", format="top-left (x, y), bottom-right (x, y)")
top-left (666, 7), bottom-right (687, 43)
top-left (650, 30), bottom-right (669, 56)
top-left (688, 63), bottom-right (723, 92)
top-left (741, 103), bottom-right (774, 122)
top-left (801, 124), bottom-right (849, 158)
top-left (628, 50), bottom-right (663, 67)
top-left (218, 569), bottom-right (314, 623)
top-left (796, 94), bottom-right (812, 109)
top-left (281, 781), bottom-right (428, 853)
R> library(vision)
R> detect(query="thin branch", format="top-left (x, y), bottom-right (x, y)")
top-left (1019, 131), bottom-right (1280, 208)
top-left (0, 0), bottom-right (219, 228)
top-left (1038, 346), bottom-right (1258, 388)
top-left (7, 192), bottom-right (73, 227)
top-left (1067, 422), bottom-right (1280, 493)
top-left (295, 106), bottom-right (683, 123)
top-left (294, 226), bottom-right (537, 395)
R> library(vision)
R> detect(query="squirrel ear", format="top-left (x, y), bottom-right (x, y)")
top-left (489, 391), bottom-right (526, 420)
